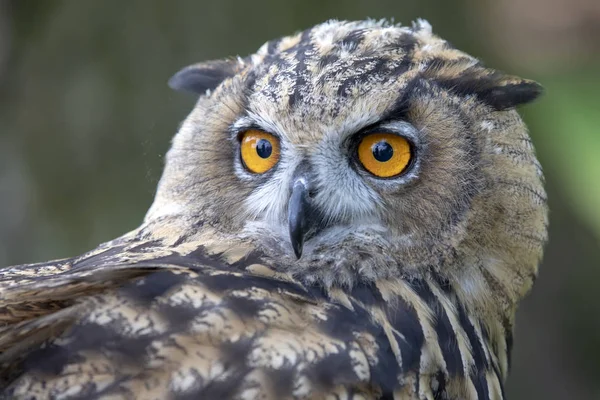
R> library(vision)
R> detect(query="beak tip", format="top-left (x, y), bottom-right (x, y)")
top-left (293, 246), bottom-right (303, 259)
top-left (288, 179), bottom-right (310, 261)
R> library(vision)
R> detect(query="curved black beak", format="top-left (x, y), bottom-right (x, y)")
top-left (288, 179), bottom-right (312, 259)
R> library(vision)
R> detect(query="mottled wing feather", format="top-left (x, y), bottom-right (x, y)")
top-left (0, 247), bottom-right (395, 399)
top-left (0, 239), bottom-right (503, 399)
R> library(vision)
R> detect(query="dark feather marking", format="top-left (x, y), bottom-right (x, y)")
top-left (421, 57), bottom-right (477, 76)
top-left (415, 368), bottom-right (421, 395)
top-left (505, 328), bottom-right (513, 371)
top-left (387, 57), bottom-right (412, 80)
top-left (144, 246), bottom-right (230, 272)
top-left (431, 273), bottom-right (452, 294)
top-left (387, 295), bottom-right (424, 374)
top-left (88, 381), bottom-right (134, 400)
top-left (21, 322), bottom-right (156, 378)
top-left (154, 282), bottom-right (231, 330)
top-left (124, 270), bottom-right (187, 304)
top-left (200, 272), bottom-right (314, 300)
top-left (338, 29), bottom-right (366, 48)
top-left (379, 33), bottom-right (418, 85)
top-left (171, 231), bottom-right (197, 248)
top-left (320, 297), bottom-right (402, 394)
top-left (317, 299), bottom-right (404, 394)
top-left (306, 351), bottom-right (359, 391)
top-left (408, 278), bottom-right (464, 377)
top-left (21, 343), bottom-right (75, 376)
top-left (432, 370), bottom-right (446, 399)
top-left (317, 52), bottom-right (340, 70)
top-left (288, 29), bottom-right (314, 108)
top-left (471, 371), bottom-right (490, 400)
top-left (395, 32), bottom-right (419, 54)
top-left (127, 240), bottom-right (164, 253)
top-left (481, 323), bottom-right (509, 398)
top-left (370, 328), bottom-right (403, 394)
top-left (457, 303), bottom-right (488, 369)
top-left (336, 58), bottom-right (386, 97)
top-left (318, 298), bottom-right (374, 341)
top-left (382, 76), bottom-right (425, 122)
top-left (72, 244), bottom-right (129, 270)
top-left (315, 30), bottom-right (366, 73)
top-left (219, 337), bottom-right (255, 366)
top-left (349, 282), bottom-right (384, 307)
top-left (369, 57), bottom-right (392, 77)
top-left (269, 366), bottom-right (296, 398)
top-left (72, 323), bottom-right (156, 361)
top-left (156, 301), bottom-right (199, 330)
top-left (224, 295), bottom-right (264, 319)
top-left (230, 249), bottom-right (269, 270)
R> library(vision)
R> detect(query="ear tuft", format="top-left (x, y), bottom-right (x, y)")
top-left (431, 66), bottom-right (543, 111)
top-left (478, 78), bottom-right (543, 110)
top-left (168, 59), bottom-right (242, 95)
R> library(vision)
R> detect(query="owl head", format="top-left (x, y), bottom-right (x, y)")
top-left (146, 20), bottom-right (547, 307)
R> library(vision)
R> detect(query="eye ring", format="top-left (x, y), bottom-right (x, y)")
top-left (240, 129), bottom-right (280, 174)
top-left (357, 133), bottom-right (413, 178)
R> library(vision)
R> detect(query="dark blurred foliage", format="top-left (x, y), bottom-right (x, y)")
top-left (0, 1), bottom-right (598, 398)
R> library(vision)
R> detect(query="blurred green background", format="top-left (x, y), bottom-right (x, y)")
top-left (0, 1), bottom-right (598, 398)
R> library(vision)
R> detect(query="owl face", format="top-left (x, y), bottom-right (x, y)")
top-left (150, 20), bottom-right (546, 288)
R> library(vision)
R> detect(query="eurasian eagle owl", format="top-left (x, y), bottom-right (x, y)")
top-left (0, 19), bottom-right (546, 399)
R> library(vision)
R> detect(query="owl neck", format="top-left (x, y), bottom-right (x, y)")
top-left (125, 215), bottom-right (516, 389)
top-left (330, 274), bottom-right (513, 394)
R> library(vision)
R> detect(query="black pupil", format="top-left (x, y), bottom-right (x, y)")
top-left (372, 141), bottom-right (393, 162)
top-left (256, 139), bottom-right (272, 159)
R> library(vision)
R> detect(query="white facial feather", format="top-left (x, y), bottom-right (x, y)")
top-left (240, 148), bottom-right (299, 223)
top-left (311, 132), bottom-right (381, 224)
top-left (237, 107), bottom-right (386, 228)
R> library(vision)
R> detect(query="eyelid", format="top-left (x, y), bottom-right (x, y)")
top-left (234, 127), bottom-right (282, 146)
top-left (351, 121), bottom-right (419, 153)
top-left (365, 121), bottom-right (419, 139)
top-left (230, 115), bottom-right (283, 143)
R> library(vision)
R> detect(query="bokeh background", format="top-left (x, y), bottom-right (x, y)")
top-left (0, 1), bottom-right (598, 398)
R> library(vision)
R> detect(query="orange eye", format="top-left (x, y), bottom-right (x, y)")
top-left (240, 129), bottom-right (280, 174)
top-left (357, 133), bottom-right (412, 178)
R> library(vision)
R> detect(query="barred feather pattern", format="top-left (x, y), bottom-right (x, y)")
top-left (0, 224), bottom-right (507, 400)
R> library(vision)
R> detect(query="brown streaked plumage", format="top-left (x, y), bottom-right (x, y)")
top-left (0, 19), bottom-right (546, 399)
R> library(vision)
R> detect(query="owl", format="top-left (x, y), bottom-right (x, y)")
top-left (0, 19), bottom-right (546, 399)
